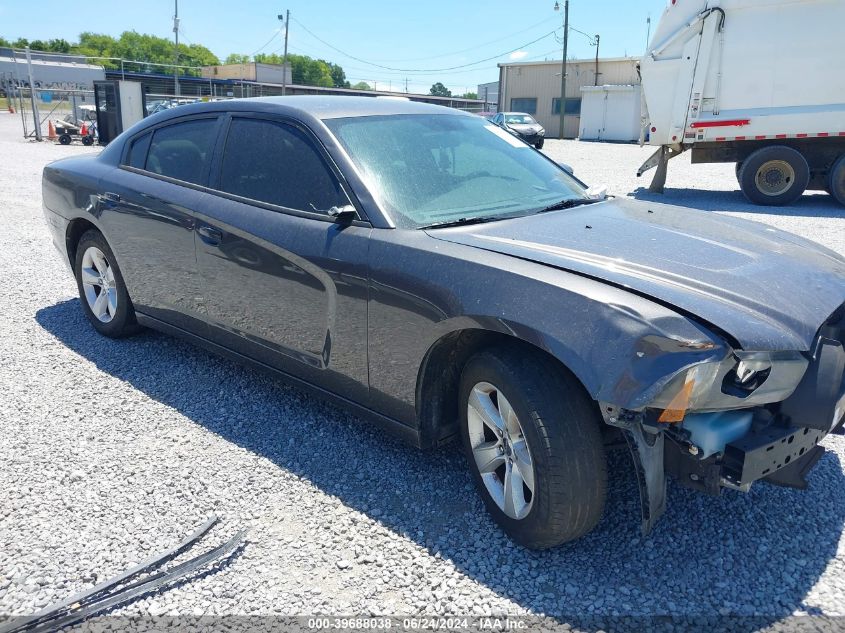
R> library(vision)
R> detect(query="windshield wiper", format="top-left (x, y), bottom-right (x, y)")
top-left (536, 198), bottom-right (602, 214)
top-left (420, 216), bottom-right (502, 230)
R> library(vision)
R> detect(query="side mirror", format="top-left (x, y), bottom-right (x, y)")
top-left (558, 162), bottom-right (574, 175)
top-left (327, 204), bottom-right (357, 222)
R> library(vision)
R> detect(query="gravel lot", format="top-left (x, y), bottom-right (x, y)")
top-left (1, 110), bottom-right (845, 628)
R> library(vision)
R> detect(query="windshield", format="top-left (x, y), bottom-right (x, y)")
top-left (325, 114), bottom-right (587, 229)
top-left (504, 114), bottom-right (537, 125)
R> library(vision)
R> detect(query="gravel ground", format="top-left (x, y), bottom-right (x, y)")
top-left (1, 110), bottom-right (845, 628)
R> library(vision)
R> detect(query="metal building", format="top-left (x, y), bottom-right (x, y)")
top-left (477, 80), bottom-right (499, 111)
top-left (497, 57), bottom-right (640, 138)
top-left (0, 48), bottom-right (105, 90)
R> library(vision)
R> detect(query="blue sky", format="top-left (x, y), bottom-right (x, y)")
top-left (0, 0), bottom-right (667, 94)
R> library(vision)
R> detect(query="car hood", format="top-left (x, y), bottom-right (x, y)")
top-left (427, 197), bottom-right (845, 351)
top-left (508, 124), bottom-right (543, 134)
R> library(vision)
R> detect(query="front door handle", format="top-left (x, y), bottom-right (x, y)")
top-left (197, 225), bottom-right (223, 246)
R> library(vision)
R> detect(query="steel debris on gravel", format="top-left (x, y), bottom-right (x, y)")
top-left (0, 111), bottom-right (844, 626)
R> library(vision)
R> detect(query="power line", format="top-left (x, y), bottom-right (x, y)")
top-left (291, 16), bottom-right (559, 73)
top-left (360, 15), bottom-right (559, 63)
top-left (250, 29), bottom-right (281, 57)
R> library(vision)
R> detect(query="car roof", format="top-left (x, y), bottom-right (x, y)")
top-left (144, 95), bottom-right (471, 124)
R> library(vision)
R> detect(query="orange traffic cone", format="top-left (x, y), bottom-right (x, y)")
top-left (47, 120), bottom-right (57, 140)
top-left (80, 122), bottom-right (88, 137)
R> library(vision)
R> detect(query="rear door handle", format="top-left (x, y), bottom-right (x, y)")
top-left (197, 225), bottom-right (223, 246)
top-left (98, 191), bottom-right (120, 205)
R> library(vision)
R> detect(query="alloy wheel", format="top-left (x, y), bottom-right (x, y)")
top-left (80, 246), bottom-right (118, 323)
top-left (466, 381), bottom-right (535, 520)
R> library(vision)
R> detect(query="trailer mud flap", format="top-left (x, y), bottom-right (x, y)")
top-left (624, 425), bottom-right (667, 535)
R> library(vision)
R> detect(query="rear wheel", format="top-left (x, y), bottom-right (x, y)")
top-left (58, 134), bottom-right (72, 145)
top-left (459, 347), bottom-right (606, 549)
top-left (828, 154), bottom-right (845, 207)
top-left (738, 146), bottom-right (809, 205)
top-left (73, 230), bottom-right (141, 338)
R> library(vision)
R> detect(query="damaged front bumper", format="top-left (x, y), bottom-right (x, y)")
top-left (609, 314), bottom-right (845, 535)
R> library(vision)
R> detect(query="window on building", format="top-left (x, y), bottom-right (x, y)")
top-left (552, 98), bottom-right (582, 116)
top-left (218, 118), bottom-right (349, 214)
top-left (509, 98), bottom-right (537, 115)
top-left (146, 118), bottom-right (218, 185)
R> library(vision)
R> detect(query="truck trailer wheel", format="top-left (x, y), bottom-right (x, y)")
top-left (738, 146), bottom-right (809, 206)
top-left (828, 155), bottom-right (845, 207)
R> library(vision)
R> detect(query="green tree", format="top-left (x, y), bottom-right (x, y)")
top-left (429, 82), bottom-right (451, 97)
top-left (12, 38), bottom-right (29, 48)
top-left (225, 53), bottom-right (251, 65)
top-left (29, 39), bottom-right (48, 51)
top-left (460, 91), bottom-right (478, 100)
top-left (0, 36), bottom-right (10, 48)
top-left (326, 62), bottom-right (350, 88)
top-left (47, 38), bottom-right (72, 53)
top-left (73, 31), bottom-right (219, 75)
top-left (351, 81), bottom-right (371, 90)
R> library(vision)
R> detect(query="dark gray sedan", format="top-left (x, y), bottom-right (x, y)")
top-left (42, 96), bottom-right (845, 549)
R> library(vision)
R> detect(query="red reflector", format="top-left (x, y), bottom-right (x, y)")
top-left (690, 119), bottom-right (751, 129)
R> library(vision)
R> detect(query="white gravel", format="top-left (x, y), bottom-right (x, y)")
top-left (1, 110), bottom-right (845, 625)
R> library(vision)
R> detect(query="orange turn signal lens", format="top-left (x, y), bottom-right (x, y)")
top-left (657, 374), bottom-right (696, 424)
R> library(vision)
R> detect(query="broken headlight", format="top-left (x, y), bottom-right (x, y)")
top-left (651, 351), bottom-right (809, 423)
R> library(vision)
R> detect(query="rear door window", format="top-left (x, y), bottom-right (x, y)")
top-left (126, 132), bottom-right (152, 169)
top-left (146, 118), bottom-right (218, 186)
top-left (217, 117), bottom-right (349, 214)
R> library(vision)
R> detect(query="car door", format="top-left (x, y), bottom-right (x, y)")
top-left (100, 115), bottom-right (221, 333)
top-left (194, 113), bottom-right (371, 402)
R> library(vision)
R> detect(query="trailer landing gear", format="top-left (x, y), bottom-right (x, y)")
top-left (637, 145), bottom-right (684, 194)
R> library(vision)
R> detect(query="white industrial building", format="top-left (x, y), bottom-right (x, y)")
top-left (497, 57), bottom-right (641, 139)
top-left (477, 80), bottom-right (499, 111)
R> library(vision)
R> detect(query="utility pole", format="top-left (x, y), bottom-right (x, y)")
top-left (555, 0), bottom-right (569, 139)
top-left (278, 10), bottom-right (290, 95)
top-left (594, 34), bottom-right (600, 86)
top-left (646, 16), bottom-right (652, 51)
top-left (173, 0), bottom-right (180, 97)
top-left (404, 77), bottom-right (409, 93)
top-left (24, 47), bottom-right (42, 141)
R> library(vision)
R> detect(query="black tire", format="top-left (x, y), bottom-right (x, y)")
top-left (73, 230), bottom-right (141, 338)
top-left (81, 135), bottom-right (94, 146)
top-left (58, 134), bottom-right (72, 145)
top-left (535, 139), bottom-right (545, 150)
top-left (735, 161), bottom-right (742, 183)
top-left (738, 145), bottom-right (809, 206)
top-left (459, 346), bottom-right (607, 549)
top-left (828, 154), bottom-right (845, 207)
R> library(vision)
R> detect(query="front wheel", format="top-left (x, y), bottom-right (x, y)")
top-left (459, 347), bottom-right (607, 549)
top-left (73, 230), bottom-right (141, 338)
top-left (738, 146), bottom-right (809, 205)
top-left (535, 139), bottom-right (545, 149)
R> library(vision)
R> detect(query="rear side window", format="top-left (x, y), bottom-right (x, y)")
top-left (218, 118), bottom-right (349, 213)
top-left (146, 118), bottom-right (218, 186)
top-left (126, 132), bottom-right (151, 169)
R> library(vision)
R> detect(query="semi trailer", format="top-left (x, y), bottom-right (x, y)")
top-left (638, 0), bottom-right (845, 206)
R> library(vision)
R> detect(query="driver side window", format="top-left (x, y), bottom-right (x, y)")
top-left (218, 117), bottom-right (349, 214)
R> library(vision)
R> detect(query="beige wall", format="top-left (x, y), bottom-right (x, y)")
top-left (202, 63), bottom-right (257, 81)
top-left (499, 58), bottom-right (640, 138)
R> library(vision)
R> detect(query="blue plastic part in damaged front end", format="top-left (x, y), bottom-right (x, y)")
top-left (681, 410), bottom-right (754, 459)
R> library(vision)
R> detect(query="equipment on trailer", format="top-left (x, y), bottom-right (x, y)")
top-left (638, 0), bottom-right (845, 206)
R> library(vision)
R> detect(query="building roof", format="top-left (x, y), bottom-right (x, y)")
top-left (497, 56), bottom-right (639, 68)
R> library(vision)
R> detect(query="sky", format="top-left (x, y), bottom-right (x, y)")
top-left (0, 0), bottom-right (668, 94)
